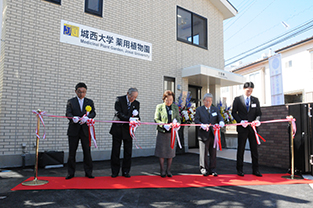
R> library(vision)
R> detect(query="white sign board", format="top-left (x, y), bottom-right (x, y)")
top-left (269, 54), bottom-right (284, 105)
top-left (60, 20), bottom-right (152, 61)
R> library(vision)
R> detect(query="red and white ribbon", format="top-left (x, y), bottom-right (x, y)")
top-left (170, 122), bottom-right (182, 149)
top-left (129, 120), bottom-right (142, 149)
top-left (34, 110), bottom-right (299, 149)
top-left (213, 124), bottom-right (222, 151)
top-left (32, 110), bottom-right (46, 140)
top-left (286, 116), bottom-right (297, 138)
top-left (251, 121), bottom-right (266, 145)
top-left (87, 118), bottom-right (97, 148)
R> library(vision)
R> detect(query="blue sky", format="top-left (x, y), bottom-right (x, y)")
top-left (224, 0), bottom-right (313, 67)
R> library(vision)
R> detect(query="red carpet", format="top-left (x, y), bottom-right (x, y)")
top-left (11, 174), bottom-right (313, 191)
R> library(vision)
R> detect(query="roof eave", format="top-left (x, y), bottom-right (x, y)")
top-left (210, 0), bottom-right (238, 20)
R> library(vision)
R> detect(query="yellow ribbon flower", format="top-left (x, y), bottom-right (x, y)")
top-left (85, 105), bottom-right (92, 112)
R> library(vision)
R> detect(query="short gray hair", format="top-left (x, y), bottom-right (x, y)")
top-left (203, 93), bottom-right (213, 101)
top-left (127, 87), bottom-right (138, 96)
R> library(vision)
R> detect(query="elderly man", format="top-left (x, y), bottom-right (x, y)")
top-left (110, 88), bottom-right (140, 178)
top-left (195, 93), bottom-right (224, 176)
top-left (66, 82), bottom-right (96, 179)
top-left (232, 82), bottom-right (262, 177)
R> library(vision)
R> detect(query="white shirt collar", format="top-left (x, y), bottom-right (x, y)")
top-left (244, 95), bottom-right (250, 101)
top-left (126, 95), bottom-right (130, 103)
top-left (77, 96), bottom-right (84, 102)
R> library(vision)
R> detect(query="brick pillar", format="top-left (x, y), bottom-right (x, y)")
top-left (258, 105), bottom-right (290, 169)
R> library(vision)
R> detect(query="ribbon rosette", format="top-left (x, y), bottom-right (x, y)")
top-left (170, 122), bottom-right (182, 149)
top-left (129, 119), bottom-right (142, 149)
top-left (32, 110), bottom-right (46, 140)
top-left (251, 121), bottom-right (266, 145)
top-left (213, 124), bottom-right (222, 151)
top-left (85, 105), bottom-right (92, 116)
top-left (87, 118), bottom-right (97, 148)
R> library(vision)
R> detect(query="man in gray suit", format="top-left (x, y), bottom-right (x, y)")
top-left (195, 93), bottom-right (224, 176)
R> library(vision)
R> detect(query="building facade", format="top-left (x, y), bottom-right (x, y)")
top-left (0, 0), bottom-right (243, 168)
top-left (221, 36), bottom-right (313, 106)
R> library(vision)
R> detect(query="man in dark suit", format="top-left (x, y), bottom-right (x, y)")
top-left (65, 82), bottom-right (96, 179)
top-left (110, 88), bottom-right (140, 178)
top-left (232, 82), bottom-right (262, 177)
top-left (195, 93), bottom-right (224, 176)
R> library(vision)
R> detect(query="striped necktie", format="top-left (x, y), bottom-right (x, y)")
top-left (246, 97), bottom-right (249, 111)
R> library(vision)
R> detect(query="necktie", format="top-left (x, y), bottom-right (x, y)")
top-left (246, 97), bottom-right (249, 111)
top-left (127, 101), bottom-right (131, 110)
top-left (79, 99), bottom-right (83, 111)
top-left (207, 107), bottom-right (211, 119)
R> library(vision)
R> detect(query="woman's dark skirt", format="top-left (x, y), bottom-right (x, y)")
top-left (154, 131), bottom-right (175, 158)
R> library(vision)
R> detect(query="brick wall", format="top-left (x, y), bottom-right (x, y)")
top-left (258, 105), bottom-right (290, 169)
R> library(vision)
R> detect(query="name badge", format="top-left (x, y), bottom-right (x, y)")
top-left (212, 112), bottom-right (217, 117)
top-left (251, 104), bottom-right (256, 108)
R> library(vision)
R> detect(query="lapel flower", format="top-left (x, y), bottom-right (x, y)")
top-left (85, 105), bottom-right (92, 112)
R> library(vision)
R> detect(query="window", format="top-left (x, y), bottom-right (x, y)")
top-left (85, 0), bottom-right (103, 17)
top-left (164, 77), bottom-right (175, 95)
top-left (44, 0), bottom-right (61, 4)
top-left (177, 6), bottom-right (207, 49)
top-left (285, 60), bottom-right (292, 68)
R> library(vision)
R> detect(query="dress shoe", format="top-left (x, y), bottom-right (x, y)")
top-left (65, 174), bottom-right (74, 180)
top-left (160, 170), bottom-right (166, 178)
top-left (200, 168), bottom-right (208, 176)
top-left (253, 171), bottom-right (262, 177)
top-left (209, 172), bottom-right (218, 176)
top-left (111, 173), bottom-right (118, 178)
top-left (237, 171), bottom-right (244, 177)
top-left (122, 172), bottom-right (131, 178)
top-left (85, 174), bottom-right (95, 178)
top-left (166, 171), bottom-right (172, 177)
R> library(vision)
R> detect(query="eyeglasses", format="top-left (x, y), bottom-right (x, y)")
top-left (77, 91), bottom-right (87, 94)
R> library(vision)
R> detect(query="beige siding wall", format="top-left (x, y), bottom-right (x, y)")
top-left (0, 0), bottom-right (224, 167)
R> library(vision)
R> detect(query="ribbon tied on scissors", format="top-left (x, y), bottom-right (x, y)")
top-left (170, 119), bottom-right (182, 149)
top-left (87, 118), bottom-right (97, 148)
top-left (213, 124), bottom-right (222, 150)
top-left (251, 120), bottom-right (266, 145)
top-left (129, 118), bottom-right (142, 149)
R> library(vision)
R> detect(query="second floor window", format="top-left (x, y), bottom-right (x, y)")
top-left (177, 6), bottom-right (207, 49)
top-left (44, 0), bottom-right (61, 4)
top-left (85, 0), bottom-right (103, 17)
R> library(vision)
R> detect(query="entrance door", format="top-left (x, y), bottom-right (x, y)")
top-left (188, 85), bottom-right (202, 148)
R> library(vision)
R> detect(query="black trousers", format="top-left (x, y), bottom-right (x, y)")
top-left (111, 136), bottom-right (133, 175)
top-left (67, 129), bottom-right (93, 176)
top-left (236, 128), bottom-right (259, 172)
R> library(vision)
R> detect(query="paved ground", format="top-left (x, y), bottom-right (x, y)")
top-left (1, 151), bottom-right (313, 208)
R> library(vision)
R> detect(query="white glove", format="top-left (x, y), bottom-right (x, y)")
top-left (164, 124), bottom-right (171, 131)
top-left (129, 117), bottom-right (138, 122)
top-left (132, 109), bottom-right (138, 116)
top-left (219, 121), bottom-right (225, 128)
top-left (72, 116), bottom-right (79, 123)
top-left (201, 124), bottom-right (208, 131)
top-left (79, 115), bottom-right (89, 125)
top-left (173, 118), bottom-right (177, 123)
top-left (252, 120), bottom-right (261, 127)
top-left (240, 120), bottom-right (248, 128)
